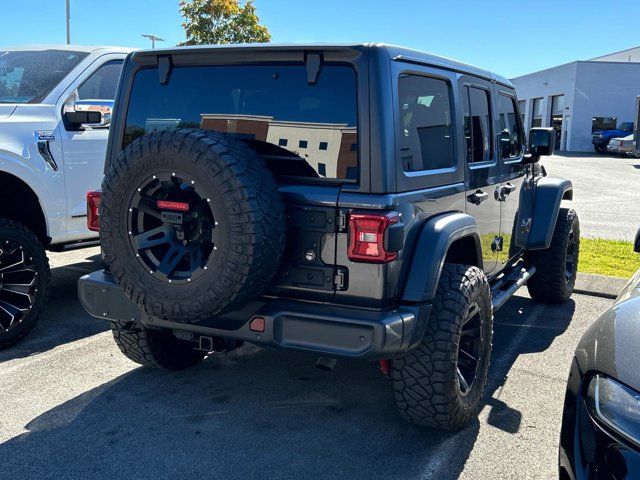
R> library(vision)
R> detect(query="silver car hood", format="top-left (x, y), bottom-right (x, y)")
top-left (0, 104), bottom-right (17, 119)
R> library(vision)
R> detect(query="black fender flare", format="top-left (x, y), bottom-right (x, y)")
top-left (401, 212), bottom-right (482, 303)
top-left (526, 177), bottom-right (573, 250)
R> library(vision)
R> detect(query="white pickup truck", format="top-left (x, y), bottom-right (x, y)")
top-left (0, 45), bottom-right (132, 348)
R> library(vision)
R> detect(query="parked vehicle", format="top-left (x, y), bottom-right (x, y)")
top-left (559, 228), bottom-right (640, 479)
top-left (0, 45), bottom-right (131, 348)
top-left (79, 44), bottom-right (579, 430)
top-left (606, 134), bottom-right (636, 156)
top-left (592, 122), bottom-right (634, 153)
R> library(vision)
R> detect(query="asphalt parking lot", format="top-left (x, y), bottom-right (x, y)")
top-left (547, 152), bottom-right (639, 241)
top-left (0, 247), bottom-right (614, 480)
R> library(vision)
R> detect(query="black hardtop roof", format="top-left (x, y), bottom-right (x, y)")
top-left (130, 43), bottom-right (514, 88)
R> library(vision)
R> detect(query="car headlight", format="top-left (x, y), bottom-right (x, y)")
top-left (586, 374), bottom-right (640, 448)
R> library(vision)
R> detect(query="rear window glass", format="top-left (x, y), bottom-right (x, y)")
top-left (123, 65), bottom-right (358, 181)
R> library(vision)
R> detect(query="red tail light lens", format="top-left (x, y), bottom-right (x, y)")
top-left (156, 200), bottom-right (189, 212)
top-left (87, 190), bottom-right (101, 232)
top-left (348, 212), bottom-right (400, 263)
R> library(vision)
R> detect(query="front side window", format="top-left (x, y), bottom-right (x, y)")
top-left (497, 94), bottom-right (523, 158)
top-left (398, 74), bottom-right (454, 172)
top-left (78, 60), bottom-right (123, 100)
top-left (124, 64), bottom-right (358, 181)
top-left (0, 49), bottom-right (88, 103)
top-left (463, 86), bottom-right (493, 163)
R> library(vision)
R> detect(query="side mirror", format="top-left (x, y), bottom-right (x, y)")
top-left (63, 99), bottom-right (113, 131)
top-left (528, 127), bottom-right (556, 157)
top-left (635, 228), bottom-right (640, 254)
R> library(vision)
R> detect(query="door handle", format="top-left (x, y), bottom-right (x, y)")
top-left (467, 190), bottom-right (488, 205)
top-left (503, 183), bottom-right (517, 194)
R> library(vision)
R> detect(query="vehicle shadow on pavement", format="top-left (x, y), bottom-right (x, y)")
top-left (0, 253), bottom-right (107, 363)
top-left (0, 295), bottom-right (575, 480)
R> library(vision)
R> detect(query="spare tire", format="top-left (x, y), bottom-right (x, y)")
top-left (101, 129), bottom-right (286, 323)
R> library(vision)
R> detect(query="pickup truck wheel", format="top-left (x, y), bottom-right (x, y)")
top-left (390, 264), bottom-right (493, 431)
top-left (101, 129), bottom-right (286, 323)
top-left (526, 208), bottom-right (580, 304)
top-left (0, 218), bottom-right (50, 350)
top-left (110, 321), bottom-right (205, 370)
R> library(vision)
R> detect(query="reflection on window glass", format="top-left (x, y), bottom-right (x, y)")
top-left (398, 75), bottom-right (453, 171)
top-left (464, 86), bottom-right (492, 163)
top-left (124, 65), bottom-right (358, 181)
top-left (0, 50), bottom-right (88, 104)
top-left (497, 94), bottom-right (523, 158)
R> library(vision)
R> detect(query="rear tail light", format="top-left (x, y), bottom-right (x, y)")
top-left (87, 190), bottom-right (101, 232)
top-left (348, 211), bottom-right (400, 263)
top-left (156, 200), bottom-right (190, 212)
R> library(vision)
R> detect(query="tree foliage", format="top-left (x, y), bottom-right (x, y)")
top-left (179, 0), bottom-right (271, 46)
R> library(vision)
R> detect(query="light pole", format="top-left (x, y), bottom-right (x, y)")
top-left (65, 0), bottom-right (70, 44)
top-left (142, 34), bottom-right (165, 49)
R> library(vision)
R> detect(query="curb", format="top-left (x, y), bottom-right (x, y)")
top-left (573, 272), bottom-right (628, 300)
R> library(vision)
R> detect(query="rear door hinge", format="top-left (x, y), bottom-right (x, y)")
top-left (334, 267), bottom-right (348, 290)
top-left (335, 209), bottom-right (348, 232)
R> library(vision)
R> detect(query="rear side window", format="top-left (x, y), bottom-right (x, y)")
top-left (497, 94), bottom-right (523, 158)
top-left (398, 74), bottom-right (454, 172)
top-left (123, 64), bottom-right (358, 182)
top-left (463, 86), bottom-right (493, 163)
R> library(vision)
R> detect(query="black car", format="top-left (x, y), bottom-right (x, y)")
top-left (559, 230), bottom-right (640, 479)
top-left (78, 44), bottom-right (579, 431)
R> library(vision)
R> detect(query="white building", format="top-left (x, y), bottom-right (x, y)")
top-left (511, 46), bottom-right (640, 152)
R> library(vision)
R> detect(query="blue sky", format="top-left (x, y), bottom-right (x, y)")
top-left (1, 0), bottom-right (639, 78)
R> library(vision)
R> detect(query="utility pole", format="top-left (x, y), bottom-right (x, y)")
top-left (142, 34), bottom-right (165, 49)
top-left (65, 0), bottom-right (71, 44)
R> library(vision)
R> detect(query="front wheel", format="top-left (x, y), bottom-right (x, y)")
top-left (526, 208), bottom-right (580, 304)
top-left (390, 264), bottom-right (493, 431)
top-left (0, 218), bottom-right (50, 350)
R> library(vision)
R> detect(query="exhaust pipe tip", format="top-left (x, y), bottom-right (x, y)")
top-left (315, 357), bottom-right (337, 371)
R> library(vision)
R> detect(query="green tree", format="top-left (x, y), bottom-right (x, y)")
top-left (179, 0), bottom-right (271, 46)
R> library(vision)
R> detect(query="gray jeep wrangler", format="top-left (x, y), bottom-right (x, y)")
top-left (79, 44), bottom-right (579, 431)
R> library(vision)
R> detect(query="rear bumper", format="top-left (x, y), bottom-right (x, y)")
top-left (78, 270), bottom-right (430, 360)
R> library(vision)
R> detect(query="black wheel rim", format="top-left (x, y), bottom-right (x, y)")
top-left (0, 241), bottom-right (38, 332)
top-left (565, 227), bottom-right (577, 282)
top-left (457, 302), bottom-right (483, 396)
top-left (128, 172), bottom-right (217, 284)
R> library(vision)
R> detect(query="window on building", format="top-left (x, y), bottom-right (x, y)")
top-left (592, 116), bottom-right (617, 132)
top-left (463, 86), bottom-right (493, 163)
top-left (317, 162), bottom-right (326, 177)
top-left (398, 74), bottom-right (454, 171)
top-left (497, 94), bottom-right (524, 158)
top-left (78, 61), bottom-right (123, 100)
top-left (518, 100), bottom-right (526, 126)
top-left (298, 140), bottom-right (308, 149)
top-left (278, 138), bottom-right (288, 147)
top-left (319, 141), bottom-right (328, 150)
top-left (532, 97), bottom-right (543, 128)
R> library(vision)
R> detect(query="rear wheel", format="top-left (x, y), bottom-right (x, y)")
top-left (111, 321), bottom-right (206, 370)
top-left (526, 208), bottom-right (580, 304)
top-left (390, 264), bottom-right (493, 430)
top-left (0, 218), bottom-right (50, 350)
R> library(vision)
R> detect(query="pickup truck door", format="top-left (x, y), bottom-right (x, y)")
top-left (57, 56), bottom-right (124, 240)
top-left (495, 90), bottom-right (527, 269)
top-left (460, 78), bottom-right (501, 275)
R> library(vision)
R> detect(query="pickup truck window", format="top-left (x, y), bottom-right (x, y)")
top-left (398, 74), bottom-right (454, 172)
top-left (123, 64), bottom-right (359, 182)
top-left (78, 60), bottom-right (123, 101)
top-left (0, 50), bottom-right (88, 104)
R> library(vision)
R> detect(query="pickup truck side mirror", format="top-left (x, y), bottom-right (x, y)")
top-left (498, 129), bottom-right (511, 158)
top-left (62, 99), bottom-right (114, 131)
top-left (634, 227), bottom-right (640, 254)
top-left (522, 127), bottom-right (556, 164)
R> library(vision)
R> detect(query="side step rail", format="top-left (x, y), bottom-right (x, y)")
top-left (491, 265), bottom-right (536, 312)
